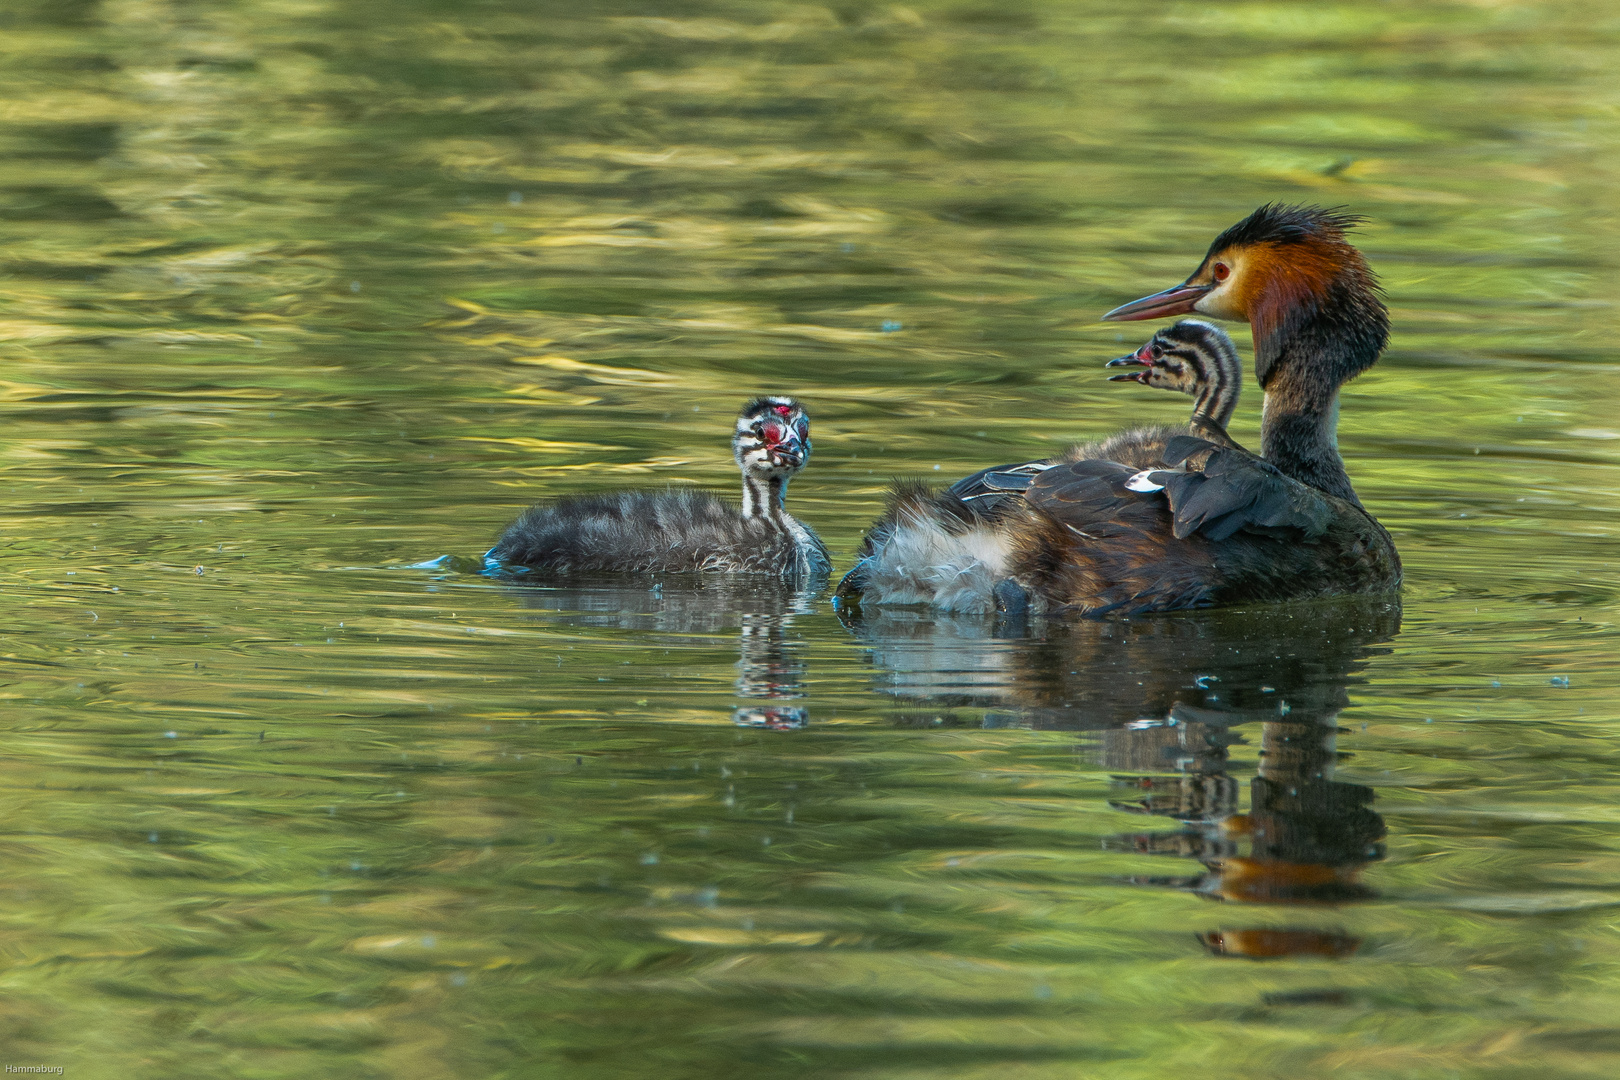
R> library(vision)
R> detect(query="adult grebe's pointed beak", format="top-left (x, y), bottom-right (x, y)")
top-left (1102, 282), bottom-right (1212, 322)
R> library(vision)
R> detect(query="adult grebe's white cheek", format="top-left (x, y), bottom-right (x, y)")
top-left (1192, 287), bottom-right (1243, 321)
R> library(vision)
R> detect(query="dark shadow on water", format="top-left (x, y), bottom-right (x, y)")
top-left (841, 599), bottom-right (1399, 729)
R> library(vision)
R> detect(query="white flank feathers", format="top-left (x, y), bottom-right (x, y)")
top-left (856, 516), bottom-right (1013, 614)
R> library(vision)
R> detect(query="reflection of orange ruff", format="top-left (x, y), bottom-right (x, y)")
top-left (1198, 928), bottom-right (1361, 959)
top-left (1208, 857), bottom-right (1365, 904)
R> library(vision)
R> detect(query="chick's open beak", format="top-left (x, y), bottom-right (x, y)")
top-left (1105, 347), bottom-right (1153, 382)
top-left (1102, 282), bottom-right (1212, 322)
top-left (767, 433), bottom-right (805, 468)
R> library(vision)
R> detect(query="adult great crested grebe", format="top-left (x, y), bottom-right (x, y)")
top-left (486, 397), bottom-right (831, 580)
top-left (837, 204), bottom-right (1400, 616)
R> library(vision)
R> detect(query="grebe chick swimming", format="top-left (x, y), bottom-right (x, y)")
top-left (838, 204), bottom-right (1400, 616)
top-left (486, 397), bottom-right (831, 580)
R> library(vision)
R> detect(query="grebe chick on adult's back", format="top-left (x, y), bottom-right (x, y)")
top-left (486, 397), bottom-right (831, 581)
top-left (939, 319), bottom-right (1245, 523)
top-left (1105, 318), bottom-right (1243, 445)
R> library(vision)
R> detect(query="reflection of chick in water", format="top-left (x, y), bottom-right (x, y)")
top-left (733, 608), bottom-right (809, 730)
top-left (846, 598), bottom-right (1398, 960)
top-left (504, 575), bottom-right (815, 728)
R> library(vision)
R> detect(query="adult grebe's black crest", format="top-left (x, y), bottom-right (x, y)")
top-left (839, 205), bottom-right (1398, 616)
top-left (487, 397), bottom-right (831, 580)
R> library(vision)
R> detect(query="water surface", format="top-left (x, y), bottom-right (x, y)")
top-left (2, 0), bottom-right (1619, 1076)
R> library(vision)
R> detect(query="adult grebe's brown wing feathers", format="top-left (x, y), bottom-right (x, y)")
top-left (1154, 440), bottom-right (1334, 541)
top-left (1017, 461), bottom-right (1219, 615)
top-left (1023, 440), bottom-right (1333, 549)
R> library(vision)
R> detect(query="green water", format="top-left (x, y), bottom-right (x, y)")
top-left (1, 0), bottom-right (1618, 1076)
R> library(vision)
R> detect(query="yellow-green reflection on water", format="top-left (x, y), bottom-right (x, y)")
top-left (0, 0), bottom-right (1618, 1076)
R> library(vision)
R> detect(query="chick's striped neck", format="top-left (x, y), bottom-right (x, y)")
top-left (740, 471), bottom-right (788, 522)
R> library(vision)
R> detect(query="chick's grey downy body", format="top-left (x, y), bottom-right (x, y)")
top-left (487, 397), bottom-right (831, 581)
top-left (491, 489), bottom-right (826, 575)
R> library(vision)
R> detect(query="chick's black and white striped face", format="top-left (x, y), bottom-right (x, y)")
top-left (1106, 319), bottom-right (1239, 397)
top-left (734, 397), bottom-right (811, 476)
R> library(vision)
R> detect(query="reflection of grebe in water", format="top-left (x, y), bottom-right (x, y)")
top-left (500, 575), bottom-right (816, 729)
top-left (843, 598), bottom-right (1398, 959)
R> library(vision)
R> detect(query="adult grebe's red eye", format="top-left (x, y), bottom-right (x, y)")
top-left (1213, 263), bottom-right (1230, 282)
